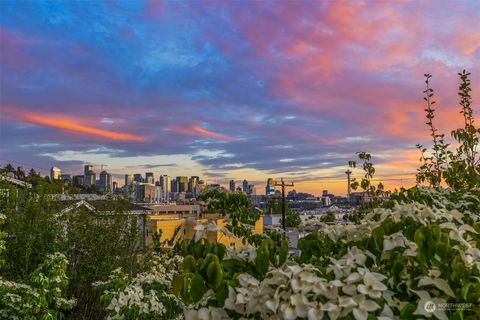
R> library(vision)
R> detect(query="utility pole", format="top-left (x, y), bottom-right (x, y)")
top-left (275, 178), bottom-right (294, 230)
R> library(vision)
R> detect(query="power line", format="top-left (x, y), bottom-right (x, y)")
top-left (296, 177), bottom-right (416, 183)
top-left (0, 158), bottom-right (51, 171)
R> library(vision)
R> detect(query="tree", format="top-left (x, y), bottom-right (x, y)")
top-left (15, 166), bottom-right (25, 180)
top-left (416, 71), bottom-right (480, 190)
top-left (282, 211), bottom-right (301, 228)
top-left (2, 163), bottom-right (14, 175)
top-left (0, 181), bottom-right (143, 319)
top-left (268, 197), bottom-right (301, 228)
top-left (60, 204), bottom-right (142, 319)
top-left (320, 212), bottom-right (335, 223)
top-left (198, 189), bottom-right (250, 215)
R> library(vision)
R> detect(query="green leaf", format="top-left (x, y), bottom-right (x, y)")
top-left (172, 275), bottom-right (184, 297)
top-left (193, 241), bottom-right (204, 258)
top-left (190, 273), bottom-right (207, 303)
top-left (462, 283), bottom-right (473, 301)
top-left (215, 280), bottom-right (229, 305)
top-left (255, 252), bottom-right (269, 277)
top-left (400, 303), bottom-right (416, 318)
top-left (213, 244), bottom-right (226, 260)
top-left (277, 239), bottom-right (288, 267)
top-left (414, 228), bottom-right (425, 248)
top-left (207, 260), bottom-right (223, 289)
top-left (199, 253), bottom-right (218, 274)
top-left (183, 255), bottom-right (197, 273)
top-left (372, 227), bottom-right (384, 251)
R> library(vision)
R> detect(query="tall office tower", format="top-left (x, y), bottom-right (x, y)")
top-left (50, 166), bottom-right (61, 181)
top-left (322, 195), bottom-right (332, 207)
top-left (73, 175), bottom-right (84, 186)
top-left (265, 178), bottom-right (275, 196)
top-left (248, 184), bottom-right (256, 195)
top-left (189, 176), bottom-right (199, 193)
top-left (322, 190), bottom-right (328, 197)
top-left (175, 176), bottom-right (188, 193)
top-left (159, 175), bottom-right (170, 201)
top-left (85, 170), bottom-right (96, 189)
top-left (229, 180), bottom-right (235, 193)
top-left (60, 174), bottom-right (72, 185)
top-left (145, 172), bottom-right (154, 184)
top-left (242, 179), bottom-right (249, 193)
top-left (99, 170), bottom-right (112, 193)
top-left (125, 174), bottom-right (134, 187)
top-left (84, 164), bottom-right (93, 177)
top-left (171, 179), bottom-right (177, 194)
top-left (124, 174), bottom-right (134, 197)
top-left (133, 173), bottom-right (143, 183)
top-left (112, 181), bottom-right (118, 193)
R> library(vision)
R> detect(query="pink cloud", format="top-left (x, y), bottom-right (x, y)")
top-left (1, 106), bottom-right (147, 142)
top-left (167, 125), bottom-right (233, 141)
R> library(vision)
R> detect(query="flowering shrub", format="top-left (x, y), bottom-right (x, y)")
top-left (98, 197), bottom-right (479, 320)
top-left (388, 186), bottom-right (480, 218)
top-left (173, 202), bottom-right (478, 320)
top-left (96, 252), bottom-right (184, 320)
top-left (295, 201), bottom-right (480, 320)
top-left (222, 248), bottom-right (392, 320)
top-left (0, 213), bottom-right (5, 269)
top-left (0, 252), bottom-right (75, 319)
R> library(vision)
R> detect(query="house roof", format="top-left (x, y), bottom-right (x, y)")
top-left (59, 199), bottom-right (152, 215)
top-left (0, 175), bottom-right (32, 188)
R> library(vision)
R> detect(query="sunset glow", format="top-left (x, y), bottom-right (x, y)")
top-left (167, 126), bottom-right (233, 141)
top-left (1, 0), bottom-right (479, 194)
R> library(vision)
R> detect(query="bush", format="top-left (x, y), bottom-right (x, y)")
top-left (0, 253), bottom-right (75, 319)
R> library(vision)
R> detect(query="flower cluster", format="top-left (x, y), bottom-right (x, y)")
top-left (98, 253), bottom-right (184, 320)
top-left (217, 202), bottom-right (479, 319)
top-left (99, 198), bottom-right (480, 320)
top-left (0, 253), bottom-right (75, 319)
top-left (223, 247), bottom-right (391, 320)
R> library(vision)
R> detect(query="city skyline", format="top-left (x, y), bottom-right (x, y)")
top-left (1, 1), bottom-right (479, 196)
top-left (3, 160), bottom-right (401, 197)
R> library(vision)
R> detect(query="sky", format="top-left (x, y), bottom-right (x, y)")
top-left (1, 0), bottom-right (479, 196)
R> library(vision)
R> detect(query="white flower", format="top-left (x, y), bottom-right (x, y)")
top-left (459, 246), bottom-right (480, 268)
top-left (184, 307), bottom-right (228, 320)
top-left (351, 294), bottom-right (380, 320)
top-left (403, 240), bottom-right (418, 257)
top-left (237, 273), bottom-right (259, 288)
top-left (357, 271), bottom-right (387, 299)
top-left (413, 290), bottom-right (448, 320)
top-left (321, 301), bottom-right (341, 320)
top-left (289, 293), bottom-right (310, 318)
top-left (342, 284), bottom-right (358, 295)
top-left (220, 227), bottom-right (236, 238)
top-left (194, 224), bottom-right (205, 241)
top-left (308, 307), bottom-right (324, 320)
top-left (383, 232), bottom-right (406, 251)
top-left (205, 222), bottom-right (219, 232)
top-left (378, 303), bottom-right (394, 320)
top-left (417, 269), bottom-right (455, 298)
top-left (224, 287), bottom-right (244, 314)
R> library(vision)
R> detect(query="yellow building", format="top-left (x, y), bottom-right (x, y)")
top-left (146, 213), bottom-right (263, 249)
